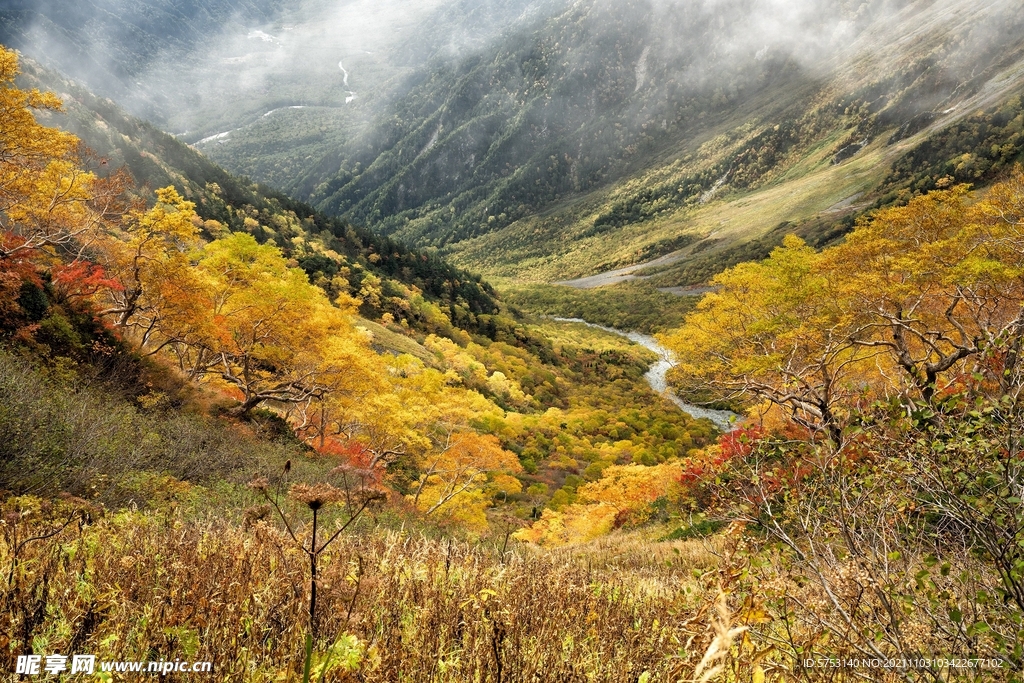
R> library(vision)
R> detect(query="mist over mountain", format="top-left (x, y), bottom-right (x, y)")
top-left (0, 0), bottom-right (280, 122)
top-left (0, 0), bottom-right (576, 198)
top-left (279, 0), bottom-right (1024, 278)
top-left (4, 0), bottom-right (1024, 282)
top-left (293, 0), bottom-right (880, 238)
top-left (0, 0), bottom-right (561, 131)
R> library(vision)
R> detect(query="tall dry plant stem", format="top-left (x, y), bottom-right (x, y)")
top-left (250, 464), bottom-right (383, 639)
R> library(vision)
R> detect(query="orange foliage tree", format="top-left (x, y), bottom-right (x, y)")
top-left (516, 461), bottom-right (688, 545)
top-left (175, 233), bottom-right (378, 417)
top-left (96, 186), bottom-right (203, 350)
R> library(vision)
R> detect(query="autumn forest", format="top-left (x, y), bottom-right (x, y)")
top-left (3, 0), bottom-right (1024, 679)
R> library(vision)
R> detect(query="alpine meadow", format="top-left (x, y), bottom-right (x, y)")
top-left (2, 0), bottom-right (1024, 680)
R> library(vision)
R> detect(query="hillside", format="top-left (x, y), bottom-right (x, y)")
top-left (3, 49), bottom-right (723, 540)
top-left (14, 57), bottom-right (508, 335)
top-left (0, 0), bottom-right (563, 175)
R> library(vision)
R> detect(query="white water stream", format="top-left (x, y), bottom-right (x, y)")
top-left (339, 61), bottom-right (357, 103)
top-left (553, 318), bottom-right (737, 431)
top-left (194, 57), bottom-right (357, 146)
top-left (264, 106), bottom-right (306, 117)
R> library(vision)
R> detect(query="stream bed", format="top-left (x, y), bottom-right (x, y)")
top-left (553, 318), bottom-right (738, 431)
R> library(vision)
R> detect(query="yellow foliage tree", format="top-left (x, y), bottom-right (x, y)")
top-left (0, 47), bottom-right (122, 261)
top-left (514, 502), bottom-right (618, 546)
top-left (288, 348), bottom-right (396, 461)
top-left (664, 170), bottom-right (1024, 441)
top-left (151, 232), bottom-right (376, 417)
top-left (409, 431), bottom-right (522, 530)
top-left (662, 235), bottom-right (869, 444)
top-left (823, 186), bottom-right (989, 403)
top-left (950, 170), bottom-right (1024, 395)
top-left (97, 186), bottom-right (206, 352)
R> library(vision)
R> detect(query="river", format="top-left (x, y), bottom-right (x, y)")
top-left (553, 318), bottom-right (737, 431)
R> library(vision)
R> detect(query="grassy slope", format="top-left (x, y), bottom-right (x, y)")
top-left (3, 506), bottom-right (725, 680)
top-left (500, 281), bottom-right (696, 334)
top-left (453, 51), bottom-right (1024, 285)
top-left (452, 120), bottom-right (888, 282)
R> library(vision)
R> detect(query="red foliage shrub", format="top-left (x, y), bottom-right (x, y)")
top-left (52, 260), bottom-right (122, 301)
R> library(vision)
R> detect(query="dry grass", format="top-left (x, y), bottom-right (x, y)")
top-left (0, 510), bottom-right (740, 682)
top-left (9, 504), bottom-right (994, 681)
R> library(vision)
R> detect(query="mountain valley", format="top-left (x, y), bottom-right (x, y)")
top-left (4, 1), bottom-right (1024, 678)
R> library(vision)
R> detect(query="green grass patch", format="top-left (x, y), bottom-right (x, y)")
top-left (661, 519), bottom-right (727, 541)
top-left (502, 281), bottom-right (697, 334)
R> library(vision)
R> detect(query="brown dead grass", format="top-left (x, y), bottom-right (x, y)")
top-left (1, 510), bottom-right (733, 682)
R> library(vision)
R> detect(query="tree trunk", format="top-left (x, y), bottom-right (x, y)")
top-left (229, 395), bottom-right (263, 418)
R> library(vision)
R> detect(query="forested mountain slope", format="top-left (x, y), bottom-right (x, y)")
top-left (288, 0), bottom-right (1024, 281)
top-left (0, 0), bottom-right (563, 169)
top-left (14, 57), bottom-right (505, 333)
top-left (2, 49), bottom-right (721, 546)
top-left (7, 0), bottom-right (1024, 285)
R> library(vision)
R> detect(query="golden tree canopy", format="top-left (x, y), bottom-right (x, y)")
top-left (0, 47), bottom-right (121, 261)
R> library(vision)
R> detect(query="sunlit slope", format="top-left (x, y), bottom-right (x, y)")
top-left (450, 137), bottom-right (888, 282)
top-left (445, 0), bottom-right (1024, 282)
top-left (451, 76), bottom-right (1024, 285)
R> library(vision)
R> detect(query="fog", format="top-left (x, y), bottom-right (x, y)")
top-left (142, 0), bottom-right (454, 134)
top-left (5, 0), bottom-right (1021, 196)
top-left (2, 0), bottom-right (564, 135)
top-left (8, 0), bottom-right (1019, 129)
